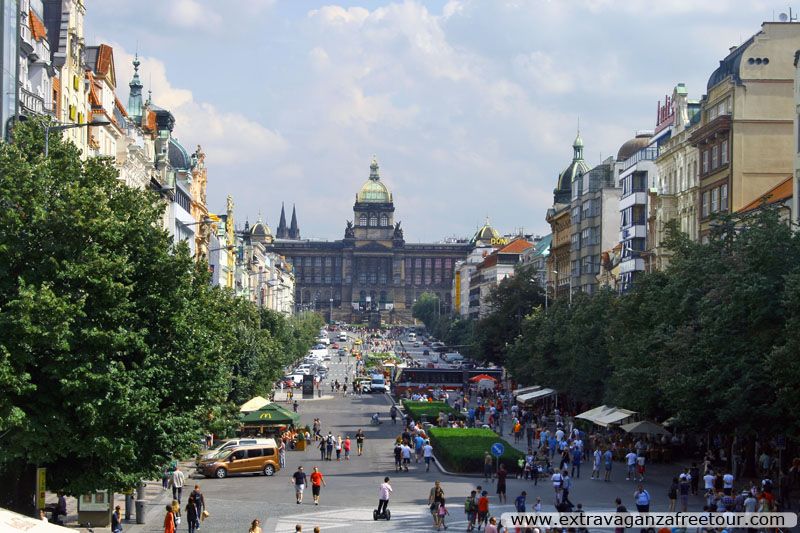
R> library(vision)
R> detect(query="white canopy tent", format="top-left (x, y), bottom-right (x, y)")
top-left (513, 385), bottom-right (542, 397)
top-left (239, 396), bottom-right (270, 413)
top-left (0, 507), bottom-right (70, 531)
top-left (575, 405), bottom-right (636, 427)
top-left (517, 388), bottom-right (556, 403)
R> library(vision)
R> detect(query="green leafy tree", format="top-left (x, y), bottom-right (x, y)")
top-left (0, 119), bottom-right (235, 512)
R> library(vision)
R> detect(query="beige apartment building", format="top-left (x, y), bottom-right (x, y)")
top-left (690, 22), bottom-right (800, 238)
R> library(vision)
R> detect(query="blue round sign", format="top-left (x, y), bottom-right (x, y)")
top-left (491, 442), bottom-right (504, 457)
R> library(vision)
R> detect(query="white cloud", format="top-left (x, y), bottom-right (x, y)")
top-left (308, 5), bottom-right (370, 26)
top-left (113, 46), bottom-right (288, 167)
top-left (164, 0), bottom-right (222, 30)
top-left (513, 51), bottom-right (575, 94)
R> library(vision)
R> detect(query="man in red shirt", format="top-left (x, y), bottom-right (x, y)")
top-left (310, 466), bottom-right (326, 506)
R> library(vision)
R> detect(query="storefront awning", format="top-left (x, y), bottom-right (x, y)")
top-left (513, 385), bottom-right (542, 397)
top-left (517, 388), bottom-right (556, 403)
top-left (575, 405), bottom-right (636, 427)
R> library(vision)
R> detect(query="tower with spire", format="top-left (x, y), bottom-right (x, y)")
top-left (289, 204), bottom-right (300, 239)
top-left (127, 54), bottom-right (143, 124)
top-left (276, 203), bottom-right (288, 238)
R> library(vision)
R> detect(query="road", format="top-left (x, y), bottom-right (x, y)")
top-left (126, 329), bottom-right (712, 532)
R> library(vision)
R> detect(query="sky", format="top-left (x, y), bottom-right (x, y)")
top-left (85, 0), bottom-right (776, 241)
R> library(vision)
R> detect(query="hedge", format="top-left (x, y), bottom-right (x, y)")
top-left (401, 400), bottom-right (460, 422)
top-left (428, 427), bottom-right (524, 474)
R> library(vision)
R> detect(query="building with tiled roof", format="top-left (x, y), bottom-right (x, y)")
top-left (737, 176), bottom-right (792, 218)
top-left (467, 236), bottom-right (533, 319)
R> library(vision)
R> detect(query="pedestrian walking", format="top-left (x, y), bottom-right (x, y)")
top-left (625, 450), bottom-right (637, 481)
top-left (678, 472), bottom-right (691, 511)
top-left (561, 471), bottom-right (573, 508)
top-left (111, 505), bottom-right (122, 533)
top-left (464, 490), bottom-right (478, 532)
top-left (496, 463), bottom-right (508, 504)
top-left (592, 448), bottom-right (601, 480)
top-left (428, 481), bottom-right (445, 529)
top-left (293, 400), bottom-right (299, 413)
top-left (310, 466), bottom-right (326, 506)
top-left (163, 505), bottom-right (175, 533)
top-left (318, 439), bottom-right (326, 461)
top-left (668, 477), bottom-right (679, 512)
top-left (171, 466), bottom-right (186, 503)
top-left (634, 484), bottom-right (651, 512)
top-left (189, 485), bottom-right (205, 517)
top-left (515, 491), bottom-right (527, 513)
top-left (291, 466), bottom-right (307, 504)
top-left (603, 448), bottom-right (613, 482)
top-left (476, 491), bottom-right (490, 529)
top-left (483, 452), bottom-right (493, 482)
top-left (423, 440), bottom-right (434, 472)
top-left (394, 441), bottom-right (403, 472)
top-left (436, 499), bottom-right (450, 531)
top-left (401, 441), bottom-right (412, 471)
top-left (325, 432), bottom-right (334, 461)
top-left (248, 519), bottom-right (263, 533)
top-left (185, 495), bottom-right (199, 533)
top-left (279, 440), bottom-right (286, 469)
top-left (343, 436), bottom-right (351, 460)
top-left (335, 435), bottom-right (342, 461)
top-left (356, 429), bottom-right (365, 456)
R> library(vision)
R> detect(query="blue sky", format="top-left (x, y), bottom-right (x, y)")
top-left (86, 0), bottom-right (772, 241)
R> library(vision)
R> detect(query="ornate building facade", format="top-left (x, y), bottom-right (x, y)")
top-left (268, 158), bottom-right (473, 325)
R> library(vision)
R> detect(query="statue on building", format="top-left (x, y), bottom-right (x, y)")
top-left (393, 221), bottom-right (403, 240)
top-left (345, 220), bottom-right (355, 239)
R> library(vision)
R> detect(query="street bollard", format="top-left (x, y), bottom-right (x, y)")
top-left (124, 493), bottom-right (133, 520)
top-left (136, 481), bottom-right (146, 500)
top-left (135, 499), bottom-right (146, 524)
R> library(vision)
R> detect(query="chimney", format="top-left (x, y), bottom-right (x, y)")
top-left (729, 45), bottom-right (737, 53)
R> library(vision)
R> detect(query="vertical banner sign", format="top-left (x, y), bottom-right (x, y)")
top-left (454, 271), bottom-right (461, 311)
top-left (36, 467), bottom-right (46, 510)
top-left (302, 373), bottom-right (315, 399)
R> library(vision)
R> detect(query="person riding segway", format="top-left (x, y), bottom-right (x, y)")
top-left (374, 476), bottom-right (392, 520)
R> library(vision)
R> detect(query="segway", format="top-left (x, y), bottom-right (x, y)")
top-left (373, 507), bottom-right (391, 521)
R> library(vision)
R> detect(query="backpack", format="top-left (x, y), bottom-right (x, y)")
top-left (327, 435), bottom-right (334, 445)
top-left (464, 497), bottom-right (475, 513)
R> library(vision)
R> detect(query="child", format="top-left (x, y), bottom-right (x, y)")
top-left (436, 499), bottom-right (450, 530)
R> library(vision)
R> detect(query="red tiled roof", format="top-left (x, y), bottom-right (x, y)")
top-left (86, 71), bottom-right (101, 107)
top-left (114, 97), bottom-right (128, 118)
top-left (737, 177), bottom-right (793, 213)
top-left (144, 110), bottom-right (157, 132)
top-left (29, 10), bottom-right (47, 42)
top-left (498, 238), bottom-right (534, 254)
top-left (95, 44), bottom-right (114, 81)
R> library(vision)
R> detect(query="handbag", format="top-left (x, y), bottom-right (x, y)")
top-left (175, 516), bottom-right (182, 526)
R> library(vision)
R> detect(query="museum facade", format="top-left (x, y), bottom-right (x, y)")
top-left (267, 158), bottom-right (476, 325)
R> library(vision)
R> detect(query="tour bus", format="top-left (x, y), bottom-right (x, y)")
top-left (393, 367), bottom-right (503, 395)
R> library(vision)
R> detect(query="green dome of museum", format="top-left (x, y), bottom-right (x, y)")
top-left (356, 157), bottom-right (393, 203)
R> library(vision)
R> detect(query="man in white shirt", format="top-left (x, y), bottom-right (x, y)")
top-left (377, 476), bottom-right (392, 516)
top-left (722, 471), bottom-right (734, 495)
top-left (171, 466), bottom-right (186, 503)
top-left (551, 470), bottom-right (564, 500)
top-left (625, 450), bottom-right (637, 480)
top-left (401, 443), bottom-right (412, 471)
top-left (423, 441), bottom-right (434, 472)
top-left (592, 449), bottom-right (602, 480)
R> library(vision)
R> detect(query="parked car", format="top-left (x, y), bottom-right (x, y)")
top-left (369, 375), bottom-right (387, 393)
top-left (196, 438), bottom-right (277, 465)
top-left (331, 343), bottom-right (339, 350)
top-left (197, 443), bottom-right (281, 478)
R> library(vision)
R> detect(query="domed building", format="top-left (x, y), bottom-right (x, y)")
top-left (616, 132), bottom-right (652, 162)
top-left (470, 220), bottom-right (501, 246)
top-left (267, 158), bottom-right (473, 325)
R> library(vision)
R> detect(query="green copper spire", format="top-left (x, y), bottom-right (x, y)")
top-left (127, 54), bottom-right (143, 123)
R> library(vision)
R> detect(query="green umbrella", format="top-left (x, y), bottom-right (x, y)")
top-left (239, 403), bottom-right (300, 426)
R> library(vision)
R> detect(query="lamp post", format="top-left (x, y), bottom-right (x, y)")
top-left (552, 269), bottom-right (572, 306)
top-left (44, 117), bottom-right (111, 157)
top-left (329, 298), bottom-right (334, 325)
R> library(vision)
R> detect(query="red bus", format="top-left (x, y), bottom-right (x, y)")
top-left (393, 368), bottom-right (503, 395)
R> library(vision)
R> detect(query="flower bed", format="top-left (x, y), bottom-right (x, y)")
top-left (427, 427), bottom-right (524, 474)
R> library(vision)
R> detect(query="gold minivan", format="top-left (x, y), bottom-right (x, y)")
top-left (197, 444), bottom-right (280, 479)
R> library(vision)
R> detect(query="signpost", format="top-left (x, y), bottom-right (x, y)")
top-left (36, 467), bottom-right (46, 510)
top-left (491, 442), bottom-right (504, 477)
top-left (302, 373), bottom-right (314, 399)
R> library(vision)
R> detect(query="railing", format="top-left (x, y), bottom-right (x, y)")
top-left (623, 146), bottom-right (659, 170)
top-left (19, 88), bottom-right (55, 116)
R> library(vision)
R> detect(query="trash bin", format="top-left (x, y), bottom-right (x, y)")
top-left (135, 500), bottom-right (146, 524)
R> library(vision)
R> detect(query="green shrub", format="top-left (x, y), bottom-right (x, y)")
top-left (428, 427), bottom-right (523, 474)
top-left (401, 400), bottom-right (461, 422)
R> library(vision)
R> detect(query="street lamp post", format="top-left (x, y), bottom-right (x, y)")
top-left (552, 269), bottom-right (572, 306)
top-left (329, 298), bottom-right (334, 325)
top-left (44, 117), bottom-right (111, 157)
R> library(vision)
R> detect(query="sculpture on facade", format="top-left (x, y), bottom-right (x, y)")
top-left (345, 220), bottom-right (355, 239)
top-left (393, 221), bottom-right (403, 240)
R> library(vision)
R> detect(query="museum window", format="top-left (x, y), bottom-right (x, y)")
top-left (359, 214), bottom-right (367, 226)
top-left (369, 214), bottom-right (377, 227)
top-left (380, 214), bottom-right (388, 226)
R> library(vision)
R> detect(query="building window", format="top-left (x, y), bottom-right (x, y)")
top-left (711, 187), bottom-right (719, 213)
top-left (359, 214), bottom-right (367, 226)
top-left (571, 260), bottom-right (580, 278)
top-left (711, 145), bottom-right (719, 170)
top-left (720, 183), bottom-right (728, 211)
top-left (702, 191), bottom-right (710, 218)
top-left (571, 232), bottom-right (580, 251)
top-left (721, 140), bottom-right (728, 165)
top-left (571, 206), bottom-right (581, 224)
top-left (702, 150), bottom-right (709, 174)
top-left (369, 214), bottom-right (377, 227)
top-left (380, 214), bottom-right (388, 226)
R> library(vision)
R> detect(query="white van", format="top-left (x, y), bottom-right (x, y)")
top-left (369, 375), bottom-right (387, 393)
top-left (408, 332), bottom-right (417, 340)
top-left (338, 332), bottom-right (348, 342)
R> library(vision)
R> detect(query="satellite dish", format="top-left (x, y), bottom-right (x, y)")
top-left (779, 12), bottom-right (789, 22)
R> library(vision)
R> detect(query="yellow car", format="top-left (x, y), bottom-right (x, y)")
top-left (354, 338), bottom-right (363, 346)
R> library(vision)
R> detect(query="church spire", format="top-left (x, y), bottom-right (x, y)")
top-left (572, 128), bottom-right (584, 161)
top-left (277, 202), bottom-right (288, 238)
top-left (289, 204), bottom-right (300, 239)
top-left (127, 54), bottom-right (143, 123)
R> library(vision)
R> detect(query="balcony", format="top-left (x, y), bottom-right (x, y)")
top-left (623, 146), bottom-right (658, 171)
top-left (619, 191), bottom-right (648, 210)
top-left (620, 224), bottom-right (647, 241)
top-left (19, 87), bottom-right (55, 116)
top-left (619, 258), bottom-right (645, 274)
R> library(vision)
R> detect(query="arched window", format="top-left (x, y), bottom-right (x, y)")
top-left (359, 214), bottom-right (367, 226)
top-left (369, 214), bottom-right (378, 227)
top-left (380, 214), bottom-right (388, 226)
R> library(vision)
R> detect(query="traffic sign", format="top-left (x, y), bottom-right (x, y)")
top-left (491, 442), bottom-right (504, 457)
